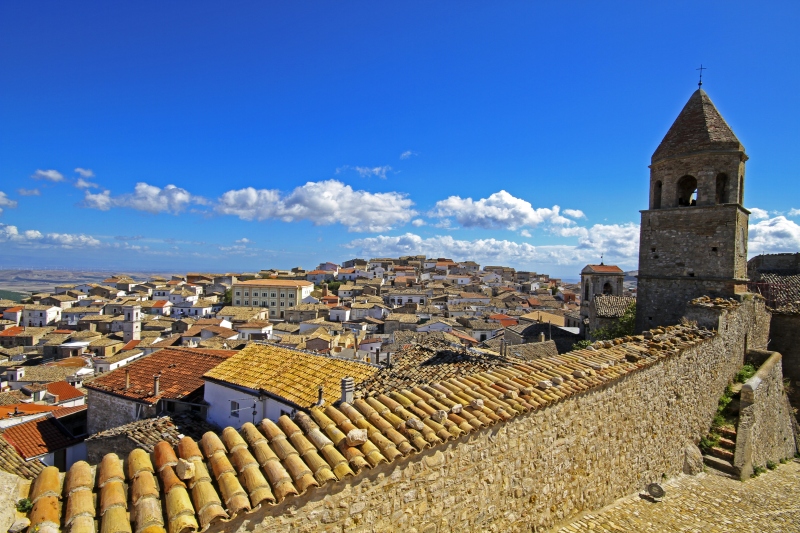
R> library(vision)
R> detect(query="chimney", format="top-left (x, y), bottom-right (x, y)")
top-left (125, 369), bottom-right (130, 390)
top-left (315, 386), bottom-right (325, 407)
top-left (153, 374), bottom-right (160, 396)
top-left (539, 332), bottom-right (546, 343)
top-left (341, 377), bottom-right (354, 404)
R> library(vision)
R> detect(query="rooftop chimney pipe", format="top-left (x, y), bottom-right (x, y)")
top-left (125, 369), bottom-right (130, 390)
top-left (315, 386), bottom-right (325, 407)
top-left (153, 374), bottom-right (160, 396)
top-left (340, 377), bottom-right (354, 404)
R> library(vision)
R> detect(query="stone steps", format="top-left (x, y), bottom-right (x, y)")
top-left (702, 455), bottom-right (739, 477)
top-left (718, 426), bottom-right (737, 440)
top-left (718, 436), bottom-right (736, 450)
top-left (709, 446), bottom-right (735, 461)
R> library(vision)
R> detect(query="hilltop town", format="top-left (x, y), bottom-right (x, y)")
top-left (0, 87), bottom-right (798, 533)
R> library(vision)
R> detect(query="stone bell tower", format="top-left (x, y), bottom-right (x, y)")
top-left (635, 89), bottom-right (750, 332)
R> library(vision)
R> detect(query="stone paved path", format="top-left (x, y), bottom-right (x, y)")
top-left (554, 461), bottom-right (800, 533)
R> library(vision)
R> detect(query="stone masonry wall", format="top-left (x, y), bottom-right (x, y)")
top-left (635, 204), bottom-right (749, 333)
top-left (734, 350), bottom-right (798, 479)
top-left (211, 300), bottom-right (767, 533)
top-left (768, 312), bottom-right (800, 384)
top-left (86, 389), bottom-right (156, 434)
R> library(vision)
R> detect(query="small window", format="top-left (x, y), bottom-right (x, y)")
top-left (271, 293), bottom-right (276, 298)
top-left (280, 302), bottom-right (285, 307)
top-left (235, 291), bottom-right (240, 296)
top-left (235, 300), bottom-right (240, 305)
top-left (231, 401), bottom-right (239, 417)
top-left (252, 292), bottom-right (259, 297)
top-left (280, 293), bottom-right (285, 298)
top-left (244, 300), bottom-right (249, 305)
top-left (252, 300), bottom-right (259, 306)
top-left (244, 291), bottom-right (249, 296)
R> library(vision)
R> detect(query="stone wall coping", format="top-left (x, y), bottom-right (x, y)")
top-left (741, 350), bottom-right (781, 404)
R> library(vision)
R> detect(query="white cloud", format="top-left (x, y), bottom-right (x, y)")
top-left (749, 216), bottom-right (800, 255)
top-left (235, 238), bottom-right (250, 244)
top-left (31, 169), bottom-right (64, 182)
top-left (748, 207), bottom-right (769, 220)
top-left (83, 183), bottom-right (207, 214)
top-left (217, 180), bottom-right (416, 232)
top-left (411, 219), bottom-right (426, 227)
top-left (75, 168), bottom-right (95, 178)
top-left (0, 223), bottom-right (101, 248)
top-left (354, 166), bottom-right (392, 179)
top-left (0, 192), bottom-right (18, 214)
top-left (788, 208), bottom-right (800, 217)
top-left (431, 190), bottom-right (575, 230)
top-left (75, 178), bottom-right (99, 189)
top-left (520, 229), bottom-right (532, 238)
top-left (400, 151), bottom-right (417, 160)
top-left (563, 209), bottom-right (586, 219)
top-left (347, 223), bottom-right (641, 270)
top-left (17, 188), bottom-right (40, 196)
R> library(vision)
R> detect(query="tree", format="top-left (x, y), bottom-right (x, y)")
top-left (326, 281), bottom-right (342, 294)
top-left (591, 301), bottom-right (636, 340)
top-left (223, 288), bottom-right (232, 306)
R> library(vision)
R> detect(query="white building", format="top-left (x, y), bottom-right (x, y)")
top-left (23, 305), bottom-right (61, 327)
top-left (232, 280), bottom-right (314, 319)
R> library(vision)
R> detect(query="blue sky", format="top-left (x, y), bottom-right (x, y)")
top-left (1, 2), bottom-right (799, 278)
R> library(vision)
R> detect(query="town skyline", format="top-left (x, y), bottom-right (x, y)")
top-left (2, 2), bottom-right (799, 278)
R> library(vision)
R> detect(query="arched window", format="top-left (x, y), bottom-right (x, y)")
top-left (676, 175), bottom-right (697, 206)
top-left (584, 283), bottom-right (589, 300)
top-left (715, 173), bottom-right (729, 204)
top-left (602, 282), bottom-right (613, 295)
top-left (652, 180), bottom-right (662, 209)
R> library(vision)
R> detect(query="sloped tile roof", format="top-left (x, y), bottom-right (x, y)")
top-left (22, 320), bottom-right (717, 533)
top-left (3, 416), bottom-right (81, 459)
top-left (86, 413), bottom-right (218, 451)
top-left (204, 344), bottom-right (377, 408)
top-left (593, 295), bottom-right (636, 318)
top-left (0, 434), bottom-right (45, 479)
top-left (46, 381), bottom-right (85, 402)
top-left (85, 347), bottom-right (235, 405)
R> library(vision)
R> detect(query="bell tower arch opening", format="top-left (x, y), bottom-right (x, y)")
top-left (676, 175), bottom-right (697, 206)
top-left (652, 180), bottom-right (662, 209)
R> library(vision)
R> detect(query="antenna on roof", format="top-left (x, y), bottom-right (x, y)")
top-left (696, 64), bottom-right (707, 88)
top-left (600, 253), bottom-right (604, 266)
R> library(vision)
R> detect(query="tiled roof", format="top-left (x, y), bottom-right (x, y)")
top-left (85, 347), bottom-right (236, 405)
top-left (652, 89), bottom-right (743, 163)
top-left (0, 434), bottom-right (45, 479)
top-left (236, 279), bottom-right (313, 287)
top-left (12, 366), bottom-right (82, 383)
top-left (0, 390), bottom-right (27, 406)
top-left (582, 264), bottom-right (624, 274)
top-left (3, 416), bottom-right (81, 459)
top-left (46, 381), bottom-right (85, 402)
top-left (593, 295), bottom-right (636, 318)
top-left (356, 339), bottom-right (526, 394)
top-left (52, 405), bottom-right (88, 419)
top-left (23, 321), bottom-right (716, 533)
top-left (504, 341), bottom-right (559, 360)
top-left (86, 413), bottom-right (219, 452)
top-left (204, 344), bottom-right (378, 408)
top-left (385, 314), bottom-right (418, 324)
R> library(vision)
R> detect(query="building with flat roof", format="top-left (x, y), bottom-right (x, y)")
top-left (231, 279), bottom-right (314, 319)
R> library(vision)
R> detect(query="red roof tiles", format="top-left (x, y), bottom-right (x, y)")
top-left (0, 326), bottom-right (23, 337)
top-left (85, 347), bottom-right (235, 404)
top-left (3, 416), bottom-right (81, 459)
top-left (46, 381), bottom-right (85, 402)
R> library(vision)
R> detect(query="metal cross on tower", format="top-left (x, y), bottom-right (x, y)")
top-left (696, 64), bottom-right (707, 88)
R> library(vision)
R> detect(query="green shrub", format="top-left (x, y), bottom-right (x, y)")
top-left (766, 460), bottom-right (777, 470)
top-left (735, 364), bottom-right (756, 383)
top-left (699, 435), bottom-right (719, 451)
top-left (572, 340), bottom-right (593, 350)
top-left (16, 498), bottom-right (32, 513)
top-left (752, 465), bottom-right (767, 477)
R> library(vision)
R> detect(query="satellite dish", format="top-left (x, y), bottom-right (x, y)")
top-left (646, 483), bottom-right (665, 500)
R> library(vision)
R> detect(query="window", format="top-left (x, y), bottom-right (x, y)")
top-left (235, 300), bottom-right (240, 305)
top-left (280, 302), bottom-right (285, 306)
top-left (235, 291), bottom-right (240, 296)
top-left (244, 291), bottom-right (249, 296)
top-left (271, 293), bottom-right (276, 298)
top-left (280, 293), bottom-right (285, 298)
top-left (252, 300), bottom-right (259, 306)
top-left (252, 292), bottom-right (259, 297)
top-left (231, 401), bottom-right (239, 417)
top-left (271, 301), bottom-right (276, 307)
top-left (244, 300), bottom-right (249, 305)
top-left (289, 293), bottom-right (295, 299)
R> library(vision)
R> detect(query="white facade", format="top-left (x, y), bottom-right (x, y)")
top-left (204, 380), bottom-right (296, 429)
top-left (23, 306), bottom-right (61, 327)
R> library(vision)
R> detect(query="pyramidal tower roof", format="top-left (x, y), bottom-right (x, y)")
top-left (652, 89), bottom-right (744, 164)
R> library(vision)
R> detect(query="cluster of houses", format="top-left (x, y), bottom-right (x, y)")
top-left (0, 257), bottom-right (636, 476)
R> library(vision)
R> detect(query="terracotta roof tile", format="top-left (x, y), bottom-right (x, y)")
top-left (204, 344), bottom-right (377, 408)
top-left (23, 318), bottom-right (718, 531)
top-left (3, 416), bottom-right (81, 459)
top-left (85, 347), bottom-right (235, 404)
top-left (46, 381), bottom-right (85, 402)
top-left (593, 295), bottom-right (636, 318)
